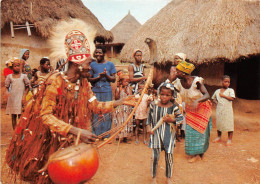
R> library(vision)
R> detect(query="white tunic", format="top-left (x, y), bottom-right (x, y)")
top-left (212, 88), bottom-right (235, 132)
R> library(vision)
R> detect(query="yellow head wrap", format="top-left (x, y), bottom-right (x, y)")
top-left (176, 60), bottom-right (195, 75)
top-left (9, 57), bottom-right (21, 65)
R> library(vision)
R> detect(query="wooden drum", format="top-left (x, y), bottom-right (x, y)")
top-left (47, 143), bottom-right (99, 184)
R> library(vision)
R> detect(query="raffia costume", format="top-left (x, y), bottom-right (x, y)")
top-left (6, 72), bottom-right (114, 183)
top-left (6, 30), bottom-right (115, 183)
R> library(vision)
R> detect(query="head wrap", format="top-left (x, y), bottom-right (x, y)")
top-left (10, 57), bottom-right (21, 65)
top-left (157, 79), bottom-right (175, 96)
top-left (175, 53), bottom-right (187, 61)
top-left (132, 49), bottom-right (142, 58)
top-left (19, 49), bottom-right (30, 60)
top-left (5, 59), bottom-right (13, 67)
top-left (65, 30), bottom-right (91, 64)
top-left (176, 60), bottom-right (195, 75)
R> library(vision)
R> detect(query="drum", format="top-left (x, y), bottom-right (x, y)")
top-left (47, 143), bottom-right (99, 184)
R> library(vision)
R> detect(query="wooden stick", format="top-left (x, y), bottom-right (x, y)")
top-left (26, 21), bottom-right (31, 37)
top-left (10, 21), bottom-right (14, 38)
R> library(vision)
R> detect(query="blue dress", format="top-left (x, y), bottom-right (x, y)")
top-left (89, 61), bottom-right (117, 137)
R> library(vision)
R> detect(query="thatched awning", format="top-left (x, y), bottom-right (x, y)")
top-left (120, 0), bottom-right (260, 65)
top-left (111, 11), bottom-right (141, 44)
top-left (1, 0), bottom-right (113, 42)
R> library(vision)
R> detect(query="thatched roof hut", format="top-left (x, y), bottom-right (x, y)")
top-left (111, 11), bottom-right (141, 44)
top-left (100, 11), bottom-right (141, 60)
top-left (1, 0), bottom-right (113, 42)
top-left (120, 0), bottom-right (260, 65)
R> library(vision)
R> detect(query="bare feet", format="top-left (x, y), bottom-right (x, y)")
top-left (151, 178), bottom-right (157, 184)
top-left (188, 155), bottom-right (201, 163)
top-left (226, 140), bottom-right (232, 146)
top-left (200, 155), bottom-right (207, 162)
top-left (212, 137), bottom-right (221, 143)
top-left (167, 178), bottom-right (175, 184)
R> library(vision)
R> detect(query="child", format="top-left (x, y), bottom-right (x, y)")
top-left (147, 81), bottom-right (183, 184)
top-left (31, 57), bottom-right (52, 87)
top-left (3, 59), bottom-right (13, 78)
top-left (212, 75), bottom-right (235, 146)
top-left (135, 81), bottom-right (150, 145)
top-left (114, 72), bottom-right (133, 143)
top-left (5, 58), bottom-right (30, 129)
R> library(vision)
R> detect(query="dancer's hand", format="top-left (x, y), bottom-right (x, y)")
top-left (80, 129), bottom-right (97, 143)
top-left (191, 100), bottom-right (199, 109)
top-left (122, 95), bottom-right (136, 106)
top-left (69, 127), bottom-right (97, 144)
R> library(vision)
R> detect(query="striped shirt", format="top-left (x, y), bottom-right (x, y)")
top-left (147, 102), bottom-right (184, 154)
top-left (131, 63), bottom-right (144, 79)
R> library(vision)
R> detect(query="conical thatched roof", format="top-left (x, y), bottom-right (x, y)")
top-left (111, 11), bottom-right (141, 43)
top-left (1, 0), bottom-right (113, 42)
top-left (120, 0), bottom-right (260, 65)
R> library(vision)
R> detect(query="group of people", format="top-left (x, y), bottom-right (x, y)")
top-left (4, 50), bottom-right (53, 130)
top-left (4, 30), bottom-right (235, 184)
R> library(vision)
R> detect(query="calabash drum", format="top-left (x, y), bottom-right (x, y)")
top-left (47, 143), bottom-right (99, 184)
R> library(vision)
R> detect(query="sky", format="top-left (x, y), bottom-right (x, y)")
top-left (82, 0), bottom-right (172, 30)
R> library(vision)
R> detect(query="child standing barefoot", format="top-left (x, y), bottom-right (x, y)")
top-left (212, 75), bottom-right (235, 146)
top-left (114, 72), bottom-right (133, 143)
top-left (135, 81), bottom-right (150, 145)
top-left (5, 58), bottom-right (30, 129)
top-left (147, 81), bottom-right (183, 184)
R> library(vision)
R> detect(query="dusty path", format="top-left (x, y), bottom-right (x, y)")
top-left (1, 108), bottom-right (260, 184)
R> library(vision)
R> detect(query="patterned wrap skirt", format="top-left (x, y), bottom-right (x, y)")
top-left (185, 117), bottom-right (212, 155)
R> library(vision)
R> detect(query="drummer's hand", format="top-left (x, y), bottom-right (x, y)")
top-left (69, 127), bottom-right (97, 143)
top-left (80, 129), bottom-right (97, 143)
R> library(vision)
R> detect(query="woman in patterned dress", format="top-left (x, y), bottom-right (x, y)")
top-left (175, 60), bottom-right (212, 163)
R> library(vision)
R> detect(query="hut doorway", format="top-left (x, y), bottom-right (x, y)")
top-left (224, 55), bottom-right (260, 100)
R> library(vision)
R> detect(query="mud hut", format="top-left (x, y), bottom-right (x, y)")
top-left (1, 0), bottom-right (113, 106)
top-left (120, 0), bottom-right (260, 101)
top-left (99, 11), bottom-right (141, 60)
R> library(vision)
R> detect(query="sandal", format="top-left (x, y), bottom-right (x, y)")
top-left (143, 140), bottom-right (148, 145)
top-left (135, 140), bottom-right (139, 145)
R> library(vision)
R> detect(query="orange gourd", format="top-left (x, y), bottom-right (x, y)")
top-left (47, 143), bottom-right (99, 184)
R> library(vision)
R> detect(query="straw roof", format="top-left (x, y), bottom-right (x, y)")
top-left (111, 11), bottom-right (141, 44)
top-left (120, 0), bottom-right (260, 65)
top-left (1, 0), bottom-right (113, 42)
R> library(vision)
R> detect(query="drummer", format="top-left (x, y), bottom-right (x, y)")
top-left (5, 30), bottom-right (136, 184)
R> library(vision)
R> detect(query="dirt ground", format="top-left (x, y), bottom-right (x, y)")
top-left (1, 107), bottom-right (260, 184)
